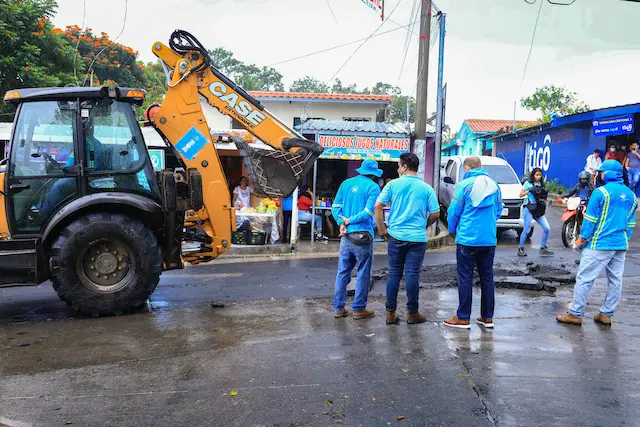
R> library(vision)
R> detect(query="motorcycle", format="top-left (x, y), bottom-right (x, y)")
top-left (558, 196), bottom-right (586, 248)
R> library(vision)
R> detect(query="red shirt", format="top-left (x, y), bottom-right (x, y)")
top-left (606, 151), bottom-right (626, 164)
top-left (298, 195), bottom-right (313, 211)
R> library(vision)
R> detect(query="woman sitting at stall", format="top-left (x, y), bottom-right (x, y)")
top-left (298, 185), bottom-right (328, 241)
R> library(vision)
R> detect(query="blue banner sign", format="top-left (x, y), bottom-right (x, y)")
top-left (592, 115), bottom-right (634, 137)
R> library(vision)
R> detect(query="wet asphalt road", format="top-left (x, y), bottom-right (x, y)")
top-left (1, 207), bottom-right (640, 426)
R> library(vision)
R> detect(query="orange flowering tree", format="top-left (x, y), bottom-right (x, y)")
top-left (0, 0), bottom-right (76, 119)
top-left (61, 25), bottom-right (145, 88)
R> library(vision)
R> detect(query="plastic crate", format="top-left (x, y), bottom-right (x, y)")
top-left (231, 230), bottom-right (248, 245)
top-left (247, 230), bottom-right (267, 245)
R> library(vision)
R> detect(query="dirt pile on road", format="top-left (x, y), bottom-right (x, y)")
top-left (371, 260), bottom-right (576, 293)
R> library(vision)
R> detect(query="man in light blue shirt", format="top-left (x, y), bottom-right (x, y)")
top-left (331, 159), bottom-right (382, 320)
top-left (374, 153), bottom-right (440, 325)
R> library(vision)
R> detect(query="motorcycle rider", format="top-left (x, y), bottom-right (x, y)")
top-left (565, 171), bottom-right (594, 202)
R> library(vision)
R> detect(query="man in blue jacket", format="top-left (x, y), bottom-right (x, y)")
top-left (444, 157), bottom-right (503, 329)
top-left (331, 158), bottom-right (382, 320)
top-left (557, 160), bottom-right (637, 326)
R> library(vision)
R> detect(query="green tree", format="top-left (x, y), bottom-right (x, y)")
top-left (289, 76), bottom-right (330, 93)
top-left (520, 85), bottom-right (590, 122)
top-left (391, 94), bottom-right (415, 123)
top-left (208, 48), bottom-right (284, 91)
top-left (0, 0), bottom-right (76, 120)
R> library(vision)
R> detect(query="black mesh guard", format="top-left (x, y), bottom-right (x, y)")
top-left (234, 138), bottom-right (320, 198)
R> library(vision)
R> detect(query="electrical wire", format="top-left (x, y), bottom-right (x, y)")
top-left (72, 0), bottom-right (86, 85)
top-left (397, 17), bottom-right (436, 88)
top-left (82, 0), bottom-right (128, 87)
top-left (266, 18), bottom-right (419, 67)
top-left (395, 0), bottom-right (420, 87)
top-left (324, 0), bottom-right (339, 25)
top-left (323, 0), bottom-right (404, 88)
top-left (519, 0), bottom-right (543, 88)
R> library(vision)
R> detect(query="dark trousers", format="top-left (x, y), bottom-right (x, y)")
top-left (456, 244), bottom-right (496, 321)
top-left (385, 237), bottom-right (426, 313)
top-left (282, 210), bottom-right (292, 242)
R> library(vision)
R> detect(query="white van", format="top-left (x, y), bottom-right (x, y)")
top-left (439, 156), bottom-right (532, 238)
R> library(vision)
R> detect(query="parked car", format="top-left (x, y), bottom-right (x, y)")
top-left (439, 156), bottom-right (533, 239)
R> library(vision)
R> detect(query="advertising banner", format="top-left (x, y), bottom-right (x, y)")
top-left (592, 114), bottom-right (634, 137)
top-left (361, 0), bottom-right (384, 20)
top-left (319, 134), bottom-right (409, 162)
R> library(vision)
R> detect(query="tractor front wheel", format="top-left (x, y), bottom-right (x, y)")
top-left (49, 213), bottom-right (162, 316)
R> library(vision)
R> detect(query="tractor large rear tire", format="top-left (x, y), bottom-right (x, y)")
top-left (49, 213), bottom-right (162, 316)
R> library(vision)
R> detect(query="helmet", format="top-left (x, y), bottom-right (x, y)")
top-left (578, 171), bottom-right (590, 180)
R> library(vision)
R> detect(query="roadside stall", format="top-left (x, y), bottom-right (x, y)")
top-left (142, 126), bottom-right (282, 245)
top-left (296, 119), bottom-right (410, 241)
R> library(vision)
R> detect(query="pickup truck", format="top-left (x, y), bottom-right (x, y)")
top-left (439, 155), bottom-right (533, 239)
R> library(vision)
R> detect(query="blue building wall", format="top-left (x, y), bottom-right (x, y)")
top-left (442, 122), bottom-right (492, 157)
top-left (495, 124), bottom-right (608, 187)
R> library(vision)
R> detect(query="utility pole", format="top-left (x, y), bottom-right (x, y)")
top-left (414, 0), bottom-right (431, 181)
top-left (433, 12), bottom-right (446, 201)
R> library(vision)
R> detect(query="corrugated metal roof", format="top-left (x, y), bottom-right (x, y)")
top-left (297, 119), bottom-right (409, 135)
top-left (464, 119), bottom-right (538, 134)
top-left (249, 91), bottom-right (393, 103)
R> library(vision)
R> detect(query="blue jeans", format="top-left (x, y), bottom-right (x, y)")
top-left (569, 248), bottom-right (626, 317)
top-left (456, 245), bottom-right (495, 320)
top-left (332, 237), bottom-right (374, 312)
top-left (298, 210), bottom-right (322, 232)
top-left (519, 208), bottom-right (550, 248)
top-left (385, 237), bottom-right (426, 313)
top-left (628, 169), bottom-right (640, 192)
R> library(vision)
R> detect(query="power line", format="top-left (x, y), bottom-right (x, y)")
top-left (72, 0), bottom-right (86, 85)
top-left (82, 0), bottom-right (128, 87)
top-left (323, 0), bottom-right (404, 88)
top-left (324, 0), bottom-right (339, 25)
top-left (397, 16), bottom-right (436, 88)
top-left (395, 0), bottom-right (420, 87)
top-left (519, 0), bottom-right (543, 88)
top-left (265, 19), bottom-right (419, 68)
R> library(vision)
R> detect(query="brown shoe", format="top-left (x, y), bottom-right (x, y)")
top-left (443, 315), bottom-right (471, 329)
top-left (476, 317), bottom-right (494, 328)
top-left (386, 311), bottom-right (400, 325)
top-left (353, 309), bottom-right (375, 320)
top-left (407, 312), bottom-right (427, 324)
top-left (594, 313), bottom-right (612, 326)
top-left (556, 312), bottom-right (582, 325)
top-left (334, 309), bottom-right (349, 318)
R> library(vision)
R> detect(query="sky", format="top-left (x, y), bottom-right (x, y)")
top-left (52, 0), bottom-right (640, 131)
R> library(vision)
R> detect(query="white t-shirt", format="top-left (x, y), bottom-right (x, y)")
top-left (585, 154), bottom-right (602, 172)
top-left (233, 185), bottom-right (252, 208)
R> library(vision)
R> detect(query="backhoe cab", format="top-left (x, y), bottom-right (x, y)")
top-left (0, 30), bottom-right (322, 316)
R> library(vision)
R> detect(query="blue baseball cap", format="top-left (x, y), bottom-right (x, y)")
top-left (597, 159), bottom-right (622, 172)
top-left (356, 158), bottom-right (383, 177)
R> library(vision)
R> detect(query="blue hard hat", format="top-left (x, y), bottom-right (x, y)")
top-left (356, 158), bottom-right (383, 177)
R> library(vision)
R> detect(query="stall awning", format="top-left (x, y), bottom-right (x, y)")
top-left (296, 119), bottom-right (410, 137)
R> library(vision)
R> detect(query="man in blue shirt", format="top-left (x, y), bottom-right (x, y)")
top-left (443, 157), bottom-right (502, 329)
top-left (374, 153), bottom-right (440, 325)
top-left (331, 159), bottom-right (382, 319)
top-left (281, 194), bottom-right (293, 243)
top-left (557, 160), bottom-right (637, 326)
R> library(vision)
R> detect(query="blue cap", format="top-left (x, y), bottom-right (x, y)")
top-left (356, 158), bottom-right (383, 177)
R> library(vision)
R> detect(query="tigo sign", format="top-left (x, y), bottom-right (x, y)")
top-left (528, 134), bottom-right (551, 173)
top-left (592, 114), bottom-right (634, 137)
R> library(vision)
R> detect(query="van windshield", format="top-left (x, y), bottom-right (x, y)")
top-left (483, 164), bottom-right (519, 184)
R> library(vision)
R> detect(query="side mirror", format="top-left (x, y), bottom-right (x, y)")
top-left (444, 176), bottom-right (454, 185)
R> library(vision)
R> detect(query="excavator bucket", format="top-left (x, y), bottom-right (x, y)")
top-left (234, 137), bottom-right (322, 198)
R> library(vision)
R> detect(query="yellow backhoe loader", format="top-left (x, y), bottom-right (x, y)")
top-left (0, 30), bottom-right (322, 316)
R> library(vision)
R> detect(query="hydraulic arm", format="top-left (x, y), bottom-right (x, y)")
top-left (149, 30), bottom-right (323, 263)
